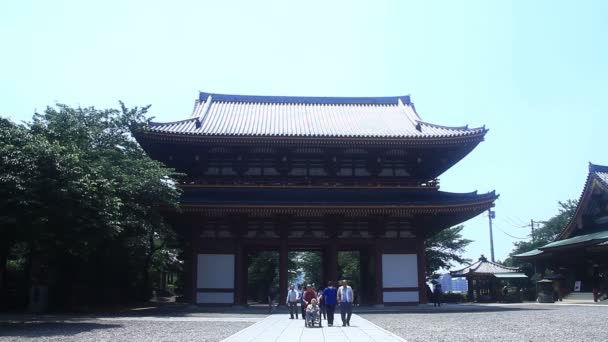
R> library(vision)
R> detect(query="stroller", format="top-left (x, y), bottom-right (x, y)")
top-left (305, 303), bottom-right (322, 328)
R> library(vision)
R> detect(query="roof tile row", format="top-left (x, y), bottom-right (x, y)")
top-left (146, 92), bottom-right (486, 139)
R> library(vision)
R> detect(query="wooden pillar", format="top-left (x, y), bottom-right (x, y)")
top-left (417, 237), bottom-right (428, 304)
top-left (327, 240), bottom-right (339, 284)
top-left (374, 239), bottom-right (383, 305)
top-left (279, 235), bottom-right (288, 306)
top-left (323, 214), bottom-right (341, 286)
top-left (190, 225), bottom-right (198, 304)
top-left (234, 239), bottom-right (246, 305)
top-left (358, 248), bottom-right (366, 305)
top-left (467, 277), bottom-right (474, 301)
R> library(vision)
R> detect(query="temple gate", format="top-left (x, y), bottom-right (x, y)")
top-left (135, 92), bottom-right (497, 305)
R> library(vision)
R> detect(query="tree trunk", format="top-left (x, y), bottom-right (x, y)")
top-left (0, 243), bottom-right (9, 303)
top-left (0, 233), bottom-right (15, 298)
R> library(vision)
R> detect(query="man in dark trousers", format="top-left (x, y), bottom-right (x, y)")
top-left (322, 281), bottom-right (338, 326)
top-left (337, 279), bottom-right (354, 326)
top-left (286, 284), bottom-right (300, 319)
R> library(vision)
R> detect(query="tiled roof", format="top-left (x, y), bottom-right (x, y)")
top-left (556, 163), bottom-right (608, 240)
top-left (146, 92), bottom-right (486, 139)
top-left (513, 249), bottom-right (544, 258)
top-left (540, 229), bottom-right (608, 250)
top-left (591, 163), bottom-right (608, 187)
top-left (450, 256), bottom-right (520, 277)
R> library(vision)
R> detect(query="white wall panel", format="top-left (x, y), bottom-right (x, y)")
top-left (382, 254), bottom-right (418, 288)
top-left (196, 292), bottom-right (234, 304)
top-left (197, 254), bottom-right (235, 289)
top-left (383, 291), bottom-right (419, 302)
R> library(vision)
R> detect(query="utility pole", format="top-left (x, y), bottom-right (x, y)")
top-left (530, 219), bottom-right (535, 243)
top-left (488, 209), bottom-right (495, 262)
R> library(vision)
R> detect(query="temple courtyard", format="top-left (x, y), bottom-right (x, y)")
top-left (1, 303), bottom-right (607, 342)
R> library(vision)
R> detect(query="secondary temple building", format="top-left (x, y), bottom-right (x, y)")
top-left (515, 163), bottom-right (608, 301)
top-left (134, 92), bottom-right (497, 305)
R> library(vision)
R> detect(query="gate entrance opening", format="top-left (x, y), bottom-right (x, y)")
top-left (247, 250), bottom-right (278, 304)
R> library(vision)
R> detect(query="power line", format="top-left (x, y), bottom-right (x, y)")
top-left (496, 226), bottom-right (528, 240)
top-left (503, 216), bottom-right (526, 227)
top-left (499, 217), bottom-right (528, 229)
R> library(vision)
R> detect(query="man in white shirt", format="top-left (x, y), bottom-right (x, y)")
top-left (286, 284), bottom-right (300, 319)
top-left (337, 279), bottom-right (353, 326)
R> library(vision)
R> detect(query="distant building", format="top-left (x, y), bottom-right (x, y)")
top-left (437, 273), bottom-right (468, 293)
top-left (451, 255), bottom-right (527, 301)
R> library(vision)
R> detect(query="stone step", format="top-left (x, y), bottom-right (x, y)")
top-left (564, 292), bottom-right (594, 301)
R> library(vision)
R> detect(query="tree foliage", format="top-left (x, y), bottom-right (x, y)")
top-left (338, 251), bottom-right (360, 292)
top-left (0, 104), bottom-right (181, 310)
top-left (425, 225), bottom-right (472, 279)
top-left (298, 251), bottom-right (322, 289)
top-left (504, 200), bottom-right (578, 268)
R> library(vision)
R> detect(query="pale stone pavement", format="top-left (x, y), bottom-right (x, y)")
top-left (221, 313), bottom-right (406, 342)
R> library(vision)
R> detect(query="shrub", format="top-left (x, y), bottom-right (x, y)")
top-left (442, 291), bottom-right (467, 303)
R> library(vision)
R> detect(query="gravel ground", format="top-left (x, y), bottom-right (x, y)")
top-left (0, 313), bottom-right (261, 342)
top-left (361, 304), bottom-right (608, 342)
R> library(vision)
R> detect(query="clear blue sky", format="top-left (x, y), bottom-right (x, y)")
top-left (2, 0), bottom-right (607, 264)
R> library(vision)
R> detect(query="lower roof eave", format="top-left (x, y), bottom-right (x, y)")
top-left (135, 130), bottom-right (486, 147)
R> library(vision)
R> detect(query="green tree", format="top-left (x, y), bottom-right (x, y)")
top-left (338, 251), bottom-right (360, 293)
top-left (0, 103), bottom-right (181, 309)
top-left (247, 251), bottom-right (279, 303)
top-left (246, 251), bottom-right (298, 303)
top-left (504, 200), bottom-right (578, 268)
top-left (425, 225), bottom-right (472, 279)
top-left (298, 251), bottom-right (322, 289)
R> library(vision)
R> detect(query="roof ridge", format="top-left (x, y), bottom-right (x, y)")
top-left (485, 260), bottom-right (519, 270)
top-left (589, 162), bottom-right (608, 173)
top-left (418, 120), bottom-right (486, 132)
top-left (198, 91), bottom-right (411, 105)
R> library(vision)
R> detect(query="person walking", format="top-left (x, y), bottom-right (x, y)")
top-left (300, 285), bottom-right (307, 319)
top-left (317, 287), bottom-right (326, 320)
top-left (433, 283), bottom-right (443, 307)
top-left (286, 284), bottom-right (300, 319)
top-left (322, 281), bottom-right (338, 326)
top-left (337, 279), bottom-right (354, 326)
top-left (592, 265), bottom-right (600, 302)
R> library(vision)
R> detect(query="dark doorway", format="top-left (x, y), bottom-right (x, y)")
top-left (291, 251), bottom-right (322, 290)
top-left (338, 251), bottom-right (361, 294)
top-left (339, 249), bottom-right (376, 305)
top-left (247, 250), bottom-right (278, 304)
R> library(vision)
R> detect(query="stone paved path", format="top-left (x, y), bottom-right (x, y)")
top-left (221, 313), bottom-right (406, 342)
